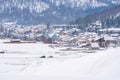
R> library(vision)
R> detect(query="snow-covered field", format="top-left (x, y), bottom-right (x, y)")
top-left (0, 39), bottom-right (120, 80)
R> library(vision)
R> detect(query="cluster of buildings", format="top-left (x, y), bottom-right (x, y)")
top-left (0, 22), bottom-right (79, 43)
top-left (0, 22), bottom-right (120, 49)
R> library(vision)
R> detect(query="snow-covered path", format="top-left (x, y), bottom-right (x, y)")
top-left (21, 47), bottom-right (120, 80)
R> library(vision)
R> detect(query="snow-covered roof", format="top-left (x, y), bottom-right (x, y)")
top-left (104, 36), bottom-right (116, 41)
top-left (84, 32), bottom-right (97, 35)
top-left (99, 28), bottom-right (120, 32)
top-left (90, 42), bottom-right (99, 48)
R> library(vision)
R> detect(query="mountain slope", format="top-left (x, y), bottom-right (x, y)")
top-left (74, 5), bottom-right (120, 29)
top-left (0, 0), bottom-right (120, 25)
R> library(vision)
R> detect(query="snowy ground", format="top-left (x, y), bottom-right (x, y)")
top-left (0, 39), bottom-right (120, 80)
